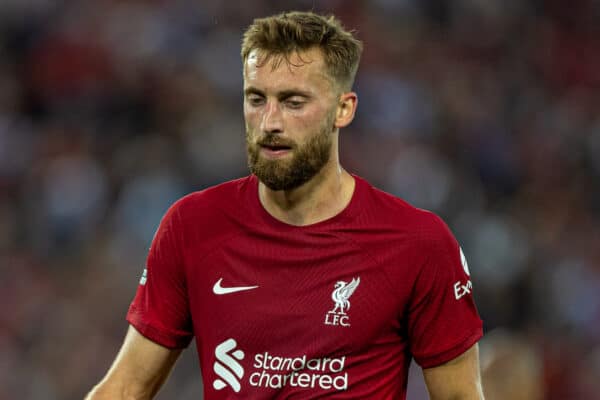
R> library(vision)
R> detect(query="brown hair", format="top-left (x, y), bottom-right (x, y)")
top-left (241, 11), bottom-right (363, 91)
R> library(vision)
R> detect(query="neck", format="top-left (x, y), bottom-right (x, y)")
top-left (258, 160), bottom-right (355, 226)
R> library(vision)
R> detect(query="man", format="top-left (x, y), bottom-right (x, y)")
top-left (87, 11), bottom-right (484, 399)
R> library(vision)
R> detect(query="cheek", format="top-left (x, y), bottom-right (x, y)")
top-left (243, 106), bottom-right (260, 127)
top-left (292, 108), bottom-right (328, 132)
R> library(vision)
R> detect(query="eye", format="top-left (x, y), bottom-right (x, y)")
top-left (285, 98), bottom-right (305, 109)
top-left (246, 94), bottom-right (265, 107)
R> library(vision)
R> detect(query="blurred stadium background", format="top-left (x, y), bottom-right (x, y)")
top-left (0, 0), bottom-right (599, 399)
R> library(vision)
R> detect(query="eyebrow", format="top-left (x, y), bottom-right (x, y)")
top-left (244, 86), bottom-right (313, 99)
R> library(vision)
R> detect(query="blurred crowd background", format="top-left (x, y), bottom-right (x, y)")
top-left (0, 0), bottom-right (599, 399)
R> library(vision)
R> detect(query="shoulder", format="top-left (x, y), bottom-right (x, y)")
top-left (149, 176), bottom-right (256, 252)
top-left (155, 176), bottom-right (255, 241)
top-left (169, 176), bottom-right (254, 216)
top-left (357, 175), bottom-right (451, 238)
top-left (178, 175), bottom-right (253, 206)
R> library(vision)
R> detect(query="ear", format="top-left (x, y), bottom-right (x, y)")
top-left (334, 92), bottom-right (358, 128)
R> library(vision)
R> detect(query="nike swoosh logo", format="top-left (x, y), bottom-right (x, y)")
top-left (213, 278), bottom-right (259, 295)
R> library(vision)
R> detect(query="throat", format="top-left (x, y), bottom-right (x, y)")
top-left (258, 170), bottom-right (355, 226)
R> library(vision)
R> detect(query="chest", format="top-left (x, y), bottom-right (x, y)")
top-left (185, 232), bottom-right (410, 357)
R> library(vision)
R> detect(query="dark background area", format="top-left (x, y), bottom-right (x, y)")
top-left (0, 1), bottom-right (599, 399)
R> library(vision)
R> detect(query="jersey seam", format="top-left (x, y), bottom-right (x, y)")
top-left (127, 306), bottom-right (193, 349)
top-left (415, 326), bottom-right (483, 368)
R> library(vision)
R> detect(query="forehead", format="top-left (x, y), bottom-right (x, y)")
top-left (243, 48), bottom-right (333, 91)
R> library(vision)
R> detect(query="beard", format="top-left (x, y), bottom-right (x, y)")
top-left (246, 114), bottom-right (335, 191)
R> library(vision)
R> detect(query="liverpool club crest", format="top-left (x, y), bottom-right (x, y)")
top-left (324, 277), bottom-right (360, 327)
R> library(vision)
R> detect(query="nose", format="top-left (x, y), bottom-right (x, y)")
top-left (260, 100), bottom-right (283, 134)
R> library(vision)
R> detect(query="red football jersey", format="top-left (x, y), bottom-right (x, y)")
top-left (127, 175), bottom-right (483, 399)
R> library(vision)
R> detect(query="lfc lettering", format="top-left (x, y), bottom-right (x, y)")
top-left (324, 311), bottom-right (350, 326)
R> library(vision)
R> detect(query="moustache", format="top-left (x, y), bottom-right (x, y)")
top-left (256, 135), bottom-right (296, 149)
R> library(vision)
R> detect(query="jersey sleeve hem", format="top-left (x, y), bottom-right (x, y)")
top-left (126, 306), bottom-right (193, 349)
top-left (414, 326), bottom-right (483, 369)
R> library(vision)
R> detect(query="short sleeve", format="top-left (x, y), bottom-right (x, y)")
top-left (126, 201), bottom-right (193, 349)
top-left (407, 215), bottom-right (483, 368)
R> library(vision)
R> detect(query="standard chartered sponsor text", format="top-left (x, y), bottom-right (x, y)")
top-left (249, 352), bottom-right (348, 390)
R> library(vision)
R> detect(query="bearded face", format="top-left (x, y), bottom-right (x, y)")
top-left (246, 110), bottom-right (335, 191)
top-left (243, 48), bottom-right (345, 190)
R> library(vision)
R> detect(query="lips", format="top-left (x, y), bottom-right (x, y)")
top-left (261, 144), bottom-right (292, 151)
top-left (258, 139), bottom-right (294, 151)
top-left (258, 141), bottom-right (294, 158)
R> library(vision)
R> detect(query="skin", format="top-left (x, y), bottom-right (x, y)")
top-left (85, 326), bottom-right (181, 400)
top-left (424, 344), bottom-right (485, 400)
top-left (86, 47), bottom-right (484, 399)
top-left (244, 47), bottom-right (357, 226)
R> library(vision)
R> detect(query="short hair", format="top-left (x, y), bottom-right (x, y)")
top-left (241, 11), bottom-right (363, 91)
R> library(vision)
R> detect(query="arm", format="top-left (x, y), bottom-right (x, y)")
top-left (85, 325), bottom-right (183, 400)
top-left (423, 343), bottom-right (485, 400)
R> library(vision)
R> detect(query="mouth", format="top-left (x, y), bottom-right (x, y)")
top-left (258, 142), bottom-right (293, 157)
top-left (261, 144), bottom-right (292, 151)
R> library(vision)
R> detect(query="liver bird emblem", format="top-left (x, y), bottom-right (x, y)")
top-left (330, 277), bottom-right (360, 314)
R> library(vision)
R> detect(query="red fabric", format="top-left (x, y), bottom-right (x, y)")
top-left (127, 175), bottom-right (483, 399)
